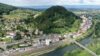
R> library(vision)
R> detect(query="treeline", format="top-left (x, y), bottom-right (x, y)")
top-left (0, 3), bottom-right (17, 14)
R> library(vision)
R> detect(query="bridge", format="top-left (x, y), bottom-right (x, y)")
top-left (64, 15), bottom-right (98, 56)
top-left (67, 37), bottom-right (98, 56)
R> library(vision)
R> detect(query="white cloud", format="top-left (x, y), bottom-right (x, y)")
top-left (83, 0), bottom-right (100, 5)
top-left (1, 0), bottom-right (100, 6)
top-left (55, 0), bottom-right (80, 5)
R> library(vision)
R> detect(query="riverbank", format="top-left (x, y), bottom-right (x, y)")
top-left (29, 39), bottom-right (69, 56)
top-left (40, 34), bottom-right (93, 56)
top-left (64, 19), bottom-right (100, 56)
top-left (28, 21), bottom-right (93, 56)
top-left (39, 16), bottom-right (94, 56)
top-left (64, 34), bottom-right (99, 56)
top-left (19, 39), bottom-right (69, 56)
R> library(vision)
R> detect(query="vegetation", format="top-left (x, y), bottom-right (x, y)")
top-left (1, 3), bottom-right (100, 56)
top-left (35, 6), bottom-right (81, 34)
top-left (0, 47), bottom-right (4, 51)
top-left (0, 37), bottom-right (12, 42)
top-left (0, 3), bottom-right (17, 14)
top-left (0, 5), bottom-right (82, 41)
top-left (94, 22), bottom-right (100, 38)
top-left (0, 6), bottom-right (38, 40)
top-left (64, 19), bottom-right (100, 56)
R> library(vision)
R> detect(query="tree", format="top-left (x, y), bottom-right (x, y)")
top-left (95, 22), bottom-right (100, 38)
top-left (0, 3), bottom-right (17, 14)
top-left (14, 32), bottom-right (22, 40)
top-left (35, 6), bottom-right (81, 34)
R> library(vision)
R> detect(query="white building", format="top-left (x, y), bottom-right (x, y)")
top-left (45, 39), bottom-right (51, 46)
top-left (6, 32), bottom-right (16, 38)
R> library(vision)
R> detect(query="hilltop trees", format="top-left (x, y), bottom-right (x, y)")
top-left (0, 3), bottom-right (17, 14)
top-left (35, 6), bottom-right (81, 34)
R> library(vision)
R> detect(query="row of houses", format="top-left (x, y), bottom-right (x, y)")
top-left (64, 15), bottom-right (92, 39)
top-left (33, 34), bottom-right (64, 47)
top-left (73, 15), bottom-right (92, 38)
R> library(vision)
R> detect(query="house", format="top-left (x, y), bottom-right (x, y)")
top-left (33, 34), bottom-right (61, 47)
top-left (45, 39), bottom-right (51, 46)
top-left (6, 31), bottom-right (16, 38)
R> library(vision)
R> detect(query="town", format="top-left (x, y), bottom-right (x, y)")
top-left (0, 14), bottom-right (92, 56)
top-left (0, 1), bottom-right (100, 56)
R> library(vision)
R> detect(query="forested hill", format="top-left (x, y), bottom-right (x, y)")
top-left (35, 6), bottom-right (82, 34)
top-left (0, 3), bottom-right (82, 34)
top-left (0, 3), bottom-right (17, 14)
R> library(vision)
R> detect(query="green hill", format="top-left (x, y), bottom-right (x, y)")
top-left (0, 3), bottom-right (17, 14)
top-left (35, 6), bottom-right (82, 34)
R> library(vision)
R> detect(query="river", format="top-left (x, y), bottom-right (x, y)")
top-left (40, 35), bottom-right (93, 56)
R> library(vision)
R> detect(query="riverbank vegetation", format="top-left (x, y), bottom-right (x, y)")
top-left (64, 19), bottom-right (100, 56)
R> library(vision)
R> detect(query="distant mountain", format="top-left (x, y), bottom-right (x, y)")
top-left (0, 3), bottom-right (17, 14)
top-left (35, 6), bottom-right (81, 34)
top-left (19, 6), bottom-right (50, 11)
top-left (20, 5), bottom-right (100, 10)
top-left (64, 5), bottom-right (100, 9)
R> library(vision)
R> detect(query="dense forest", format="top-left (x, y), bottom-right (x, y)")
top-left (0, 3), bottom-right (17, 15)
top-left (35, 6), bottom-right (81, 34)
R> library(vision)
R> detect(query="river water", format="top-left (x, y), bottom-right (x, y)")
top-left (40, 36), bottom-right (93, 56)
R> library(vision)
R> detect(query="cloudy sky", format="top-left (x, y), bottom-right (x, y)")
top-left (0, 0), bottom-right (100, 6)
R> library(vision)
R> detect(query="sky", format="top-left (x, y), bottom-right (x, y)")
top-left (0, 0), bottom-right (100, 6)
